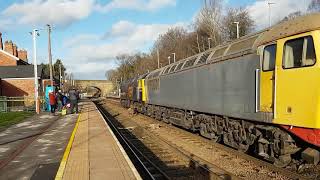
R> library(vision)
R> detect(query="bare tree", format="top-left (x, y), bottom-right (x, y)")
top-left (106, 0), bottom-right (259, 82)
top-left (194, 0), bottom-right (224, 49)
top-left (281, 11), bottom-right (302, 22)
top-left (152, 27), bottom-right (196, 65)
top-left (223, 7), bottom-right (254, 40)
top-left (308, 0), bottom-right (320, 12)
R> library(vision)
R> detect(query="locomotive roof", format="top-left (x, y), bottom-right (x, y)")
top-left (145, 13), bottom-right (320, 79)
top-left (255, 13), bottom-right (320, 47)
top-left (145, 31), bottom-right (263, 78)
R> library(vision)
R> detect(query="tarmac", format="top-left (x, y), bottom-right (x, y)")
top-left (0, 112), bottom-right (78, 180)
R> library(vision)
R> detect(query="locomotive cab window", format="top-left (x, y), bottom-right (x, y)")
top-left (283, 36), bottom-right (316, 69)
top-left (263, 44), bottom-right (276, 71)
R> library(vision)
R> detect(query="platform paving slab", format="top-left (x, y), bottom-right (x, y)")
top-left (62, 101), bottom-right (139, 180)
top-left (0, 112), bottom-right (78, 180)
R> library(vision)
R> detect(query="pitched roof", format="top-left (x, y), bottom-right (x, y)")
top-left (0, 65), bottom-right (43, 79)
top-left (0, 49), bottom-right (19, 61)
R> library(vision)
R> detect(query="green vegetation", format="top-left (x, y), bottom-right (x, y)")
top-left (0, 112), bottom-right (34, 130)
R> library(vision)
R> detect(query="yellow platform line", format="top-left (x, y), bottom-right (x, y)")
top-left (55, 114), bottom-right (81, 180)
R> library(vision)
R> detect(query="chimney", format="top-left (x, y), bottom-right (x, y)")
top-left (13, 44), bottom-right (18, 57)
top-left (18, 49), bottom-right (28, 62)
top-left (4, 40), bottom-right (14, 55)
top-left (0, 32), bottom-right (3, 50)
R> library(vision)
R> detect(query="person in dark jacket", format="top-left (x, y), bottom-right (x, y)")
top-left (62, 95), bottom-right (69, 106)
top-left (68, 88), bottom-right (79, 114)
top-left (56, 90), bottom-right (63, 112)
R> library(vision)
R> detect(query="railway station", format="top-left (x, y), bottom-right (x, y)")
top-left (1, 0), bottom-right (320, 180)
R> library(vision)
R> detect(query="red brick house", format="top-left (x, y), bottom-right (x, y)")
top-left (0, 32), bottom-right (29, 66)
top-left (0, 32), bottom-right (45, 99)
top-left (0, 66), bottom-right (43, 97)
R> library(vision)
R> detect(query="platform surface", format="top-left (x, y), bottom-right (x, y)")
top-left (60, 101), bottom-right (139, 180)
top-left (0, 112), bottom-right (78, 180)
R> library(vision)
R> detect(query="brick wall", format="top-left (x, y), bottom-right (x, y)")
top-left (12, 44), bottom-right (17, 57)
top-left (4, 41), bottom-right (14, 55)
top-left (0, 53), bottom-right (17, 66)
top-left (1, 79), bottom-right (35, 97)
top-left (0, 32), bottom-right (3, 50)
top-left (18, 49), bottom-right (28, 62)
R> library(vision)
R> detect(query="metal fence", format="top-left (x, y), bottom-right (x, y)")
top-left (0, 96), bottom-right (45, 112)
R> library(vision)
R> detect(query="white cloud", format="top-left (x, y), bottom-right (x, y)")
top-left (248, 0), bottom-right (312, 29)
top-left (0, 0), bottom-right (176, 29)
top-left (69, 20), bottom-right (184, 62)
top-left (95, 0), bottom-right (176, 12)
top-left (65, 20), bottom-right (184, 79)
top-left (67, 61), bottom-right (115, 80)
top-left (105, 20), bottom-right (136, 38)
top-left (2, 0), bottom-right (95, 27)
top-left (63, 34), bottom-right (100, 48)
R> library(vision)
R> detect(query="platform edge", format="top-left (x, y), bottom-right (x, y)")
top-left (54, 114), bottom-right (81, 180)
top-left (96, 106), bottom-right (142, 180)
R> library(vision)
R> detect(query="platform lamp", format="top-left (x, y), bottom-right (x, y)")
top-left (172, 53), bottom-right (176, 63)
top-left (268, 1), bottom-right (276, 27)
top-left (233, 22), bottom-right (239, 39)
top-left (208, 37), bottom-right (212, 49)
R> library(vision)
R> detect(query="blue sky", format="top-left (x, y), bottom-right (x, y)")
top-left (0, 0), bottom-right (310, 79)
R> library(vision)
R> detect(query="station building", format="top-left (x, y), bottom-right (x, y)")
top-left (0, 65), bottom-right (43, 97)
top-left (0, 32), bottom-right (45, 99)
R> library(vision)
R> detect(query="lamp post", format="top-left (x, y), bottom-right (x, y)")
top-left (59, 64), bottom-right (62, 89)
top-left (157, 49), bottom-right (160, 68)
top-left (47, 24), bottom-right (54, 89)
top-left (172, 53), bottom-right (176, 63)
top-left (31, 29), bottom-right (40, 114)
top-left (268, 1), bottom-right (275, 27)
top-left (168, 56), bottom-right (171, 64)
top-left (233, 22), bottom-right (239, 39)
top-left (208, 37), bottom-right (212, 49)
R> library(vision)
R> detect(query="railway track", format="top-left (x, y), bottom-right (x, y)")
top-left (103, 98), bottom-right (318, 179)
top-left (95, 100), bottom-right (237, 180)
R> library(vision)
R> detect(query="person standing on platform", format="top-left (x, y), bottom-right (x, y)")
top-left (56, 90), bottom-right (63, 112)
top-left (49, 91), bottom-right (57, 114)
top-left (69, 88), bottom-right (79, 114)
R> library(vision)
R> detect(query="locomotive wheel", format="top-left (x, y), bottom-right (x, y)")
top-left (274, 154), bottom-right (292, 168)
top-left (162, 112), bottom-right (169, 123)
top-left (212, 134), bottom-right (221, 143)
top-left (238, 143), bottom-right (250, 153)
top-left (200, 123), bottom-right (220, 142)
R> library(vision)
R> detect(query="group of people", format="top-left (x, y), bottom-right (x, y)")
top-left (48, 88), bottom-right (80, 115)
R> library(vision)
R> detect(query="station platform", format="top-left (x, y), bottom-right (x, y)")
top-left (56, 101), bottom-right (140, 180)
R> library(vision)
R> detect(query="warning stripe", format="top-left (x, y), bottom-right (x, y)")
top-left (55, 114), bottom-right (81, 180)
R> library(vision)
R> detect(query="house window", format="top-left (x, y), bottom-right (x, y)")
top-left (283, 36), bottom-right (316, 69)
top-left (263, 44), bottom-right (276, 71)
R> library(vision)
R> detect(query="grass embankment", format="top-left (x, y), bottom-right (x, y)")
top-left (0, 112), bottom-right (34, 130)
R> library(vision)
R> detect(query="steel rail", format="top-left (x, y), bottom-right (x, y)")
top-left (95, 102), bottom-right (170, 180)
top-left (97, 100), bottom-right (239, 180)
top-left (106, 98), bottom-right (311, 180)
